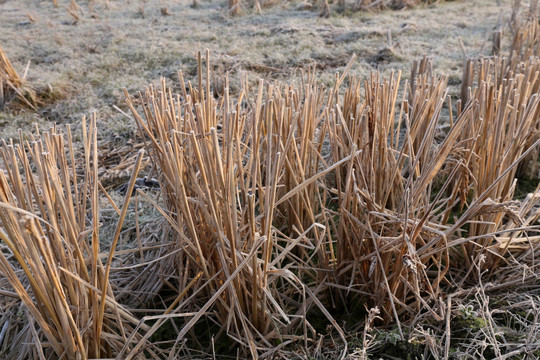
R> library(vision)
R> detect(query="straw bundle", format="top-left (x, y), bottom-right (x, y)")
top-left (0, 44), bottom-right (36, 110)
top-left (329, 68), bottom-right (461, 323)
top-left (455, 56), bottom-right (540, 273)
top-left (123, 51), bottom-right (349, 358)
top-left (0, 116), bottom-right (149, 359)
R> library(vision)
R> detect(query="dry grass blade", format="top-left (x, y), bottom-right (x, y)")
top-left (124, 51), bottom-right (355, 358)
top-left (455, 52), bottom-right (540, 273)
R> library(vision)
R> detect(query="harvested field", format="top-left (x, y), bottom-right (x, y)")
top-left (0, 0), bottom-right (539, 359)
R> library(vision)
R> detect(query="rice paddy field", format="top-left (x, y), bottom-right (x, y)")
top-left (0, 0), bottom-right (539, 359)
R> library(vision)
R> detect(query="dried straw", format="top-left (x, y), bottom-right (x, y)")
top-left (0, 115), bottom-right (149, 359)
